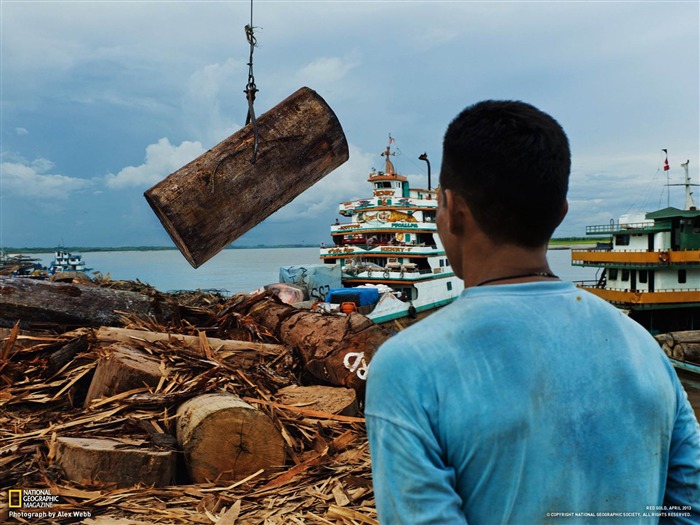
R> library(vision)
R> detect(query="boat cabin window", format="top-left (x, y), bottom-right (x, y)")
top-left (423, 211), bottom-right (436, 223)
top-left (447, 281), bottom-right (453, 291)
top-left (679, 269), bottom-right (687, 284)
top-left (375, 181), bottom-right (393, 189)
top-left (639, 270), bottom-right (648, 284)
top-left (615, 234), bottom-right (630, 246)
top-left (609, 268), bottom-right (619, 280)
top-left (621, 269), bottom-right (630, 282)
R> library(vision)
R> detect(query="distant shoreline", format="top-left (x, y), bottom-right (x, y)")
top-left (3, 238), bottom-right (608, 254)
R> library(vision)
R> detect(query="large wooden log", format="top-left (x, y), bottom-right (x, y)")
top-left (680, 342), bottom-right (700, 364)
top-left (94, 326), bottom-right (288, 366)
top-left (144, 87), bottom-right (349, 268)
top-left (226, 293), bottom-right (390, 392)
top-left (84, 345), bottom-right (168, 406)
top-left (667, 331), bottom-right (700, 345)
top-left (176, 393), bottom-right (286, 483)
top-left (0, 277), bottom-right (179, 329)
top-left (52, 436), bottom-right (175, 487)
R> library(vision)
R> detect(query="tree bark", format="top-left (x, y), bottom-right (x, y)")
top-left (225, 293), bottom-right (390, 392)
top-left (0, 277), bottom-right (179, 329)
top-left (144, 87), bottom-right (349, 268)
top-left (176, 393), bottom-right (286, 483)
top-left (52, 436), bottom-right (175, 488)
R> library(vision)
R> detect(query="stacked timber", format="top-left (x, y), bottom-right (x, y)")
top-left (0, 278), bottom-right (383, 524)
top-left (657, 330), bottom-right (700, 364)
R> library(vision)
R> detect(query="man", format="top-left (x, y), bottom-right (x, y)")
top-left (365, 100), bottom-right (700, 524)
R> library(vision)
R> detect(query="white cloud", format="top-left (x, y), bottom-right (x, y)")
top-left (104, 138), bottom-right (206, 189)
top-left (182, 58), bottom-right (244, 146)
top-left (15, 127), bottom-right (28, 136)
top-left (1, 158), bottom-right (92, 199)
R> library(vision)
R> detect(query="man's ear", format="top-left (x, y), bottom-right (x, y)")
top-left (444, 189), bottom-right (467, 236)
top-left (556, 199), bottom-right (569, 227)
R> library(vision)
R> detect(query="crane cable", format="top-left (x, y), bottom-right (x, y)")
top-left (244, 0), bottom-right (259, 163)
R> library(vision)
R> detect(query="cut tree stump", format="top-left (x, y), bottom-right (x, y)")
top-left (52, 436), bottom-right (175, 488)
top-left (144, 87), bottom-right (349, 268)
top-left (176, 393), bottom-right (286, 483)
top-left (0, 277), bottom-right (179, 329)
top-left (84, 345), bottom-right (168, 407)
top-left (276, 385), bottom-right (359, 417)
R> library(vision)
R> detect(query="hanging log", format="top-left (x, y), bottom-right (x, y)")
top-left (94, 326), bottom-right (288, 367)
top-left (144, 87), bottom-right (349, 268)
top-left (0, 277), bottom-right (179, 329)
top-left (52, 436), bottom-right (175, 488)
top-left (224, 293), bottom-right (390, 392)
top-left (679, 342), bottom-right (700, 364)
top-left (176, 393), bottom-right (286, 483)
top-left (275, 385), bottom-right (359, 417)
top-left (84, 345), bottom-right (168, 406)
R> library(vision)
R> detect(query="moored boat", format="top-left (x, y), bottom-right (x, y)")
top-left (49, 249), bottom-right (92, 275)
top-left (278, 139), bottom-right (464, 324)
top-left (571, 159), bottom-right (700, 335)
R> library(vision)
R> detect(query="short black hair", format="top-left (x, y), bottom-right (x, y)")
top-left (440, 100), bottom-right (570, 247)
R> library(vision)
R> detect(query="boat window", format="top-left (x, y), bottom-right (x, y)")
top-left (440, 259), bottom-right (445, 267)
top-left (679, 269), bottom-right (687, 284)
top-left (447, 281), bottom-right (453, 291)
top-left (621, 269), bottom-right (630, 282)
top-left (615, 234), bottom-right (630, 246)
top-left (639, 270), bottom-right (648, 284)
top-left (609, 268), bottom-right (618, 280)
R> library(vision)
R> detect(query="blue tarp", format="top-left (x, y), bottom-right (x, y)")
top-left (325, 287), bottom-right (379, 307)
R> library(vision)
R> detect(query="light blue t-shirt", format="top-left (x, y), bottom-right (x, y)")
top-left (365, 281), bottom-right (700, 524)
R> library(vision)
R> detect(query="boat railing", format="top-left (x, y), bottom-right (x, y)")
top-left (575, 282), bottom-right (700, 294)
top-left (585, 221), bottom-right (667, 235)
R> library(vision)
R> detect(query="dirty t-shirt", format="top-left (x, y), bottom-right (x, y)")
top-left (365, 281), bottom-right (700, 524)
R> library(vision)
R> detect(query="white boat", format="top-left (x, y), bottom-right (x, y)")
top-left (278, 139), bottom-right (463, 324)
top-left (49, 249), bottom-right (91, 275)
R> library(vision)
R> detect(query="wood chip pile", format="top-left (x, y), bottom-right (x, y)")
top-left (0, 281), bottom-right (378, 525)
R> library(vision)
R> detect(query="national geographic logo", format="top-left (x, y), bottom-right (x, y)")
top-left (6, 489), bottom-right (59, 509)
top-left (8, 490), bottom-right (22, 508)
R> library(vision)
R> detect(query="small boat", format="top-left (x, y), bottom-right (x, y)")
top-left (571, 159), bottom-right (700, 333)
top-left (49, 249), bottom-right (92, 275)
top-left (277, 139), bottom-right (464, 324)
top-left (0, 252), bottom-right (47, 279)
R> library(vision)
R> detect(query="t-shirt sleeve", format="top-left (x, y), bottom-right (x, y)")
top-left (365, 339), bottom-right (468, 524)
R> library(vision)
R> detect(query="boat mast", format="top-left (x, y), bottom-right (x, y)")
top-left (682, 160), bottom-right (695, 210)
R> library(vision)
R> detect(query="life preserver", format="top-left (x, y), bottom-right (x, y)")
top-left (383, 271), bottom-right (390, 279)
top-left (659, 251), bottom-right (670, 263)
top-left (396, 233), bottom-right (404, 242)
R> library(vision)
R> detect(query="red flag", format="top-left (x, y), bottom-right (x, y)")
top-left (663, 149), bottom-right (670, 171)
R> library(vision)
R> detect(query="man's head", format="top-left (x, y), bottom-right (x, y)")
top-left (439, 100), bottom-right (570, 248)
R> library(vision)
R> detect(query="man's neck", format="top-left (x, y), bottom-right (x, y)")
top-left (460, 238), bottom-right (556, 288)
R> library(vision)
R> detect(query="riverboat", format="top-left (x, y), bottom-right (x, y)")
top-left (286, 140), bottom-right (464, 324)
top-left (571, 159), bottom-right (700, 334)
top-left (49, 249), bottom-right (92, 275)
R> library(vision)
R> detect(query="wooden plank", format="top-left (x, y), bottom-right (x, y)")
top-left (144, 87), bottom-right (349, 268)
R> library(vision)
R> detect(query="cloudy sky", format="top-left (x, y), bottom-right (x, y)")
top-left (1, 0), bottom-right (698, 254)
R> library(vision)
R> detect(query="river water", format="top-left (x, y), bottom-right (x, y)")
top-left (32, 247), bottom-right (597, 294)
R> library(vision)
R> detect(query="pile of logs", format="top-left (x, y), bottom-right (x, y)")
top-left (657, 330), bottom-right (700, 364)
top-left (0, 276), bottom-right (390, 524)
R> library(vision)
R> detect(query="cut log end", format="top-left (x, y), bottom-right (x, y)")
top-left (53, 437), bottom-right (175, 488)
top-left (176, 393), bottom-right (286, 483)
